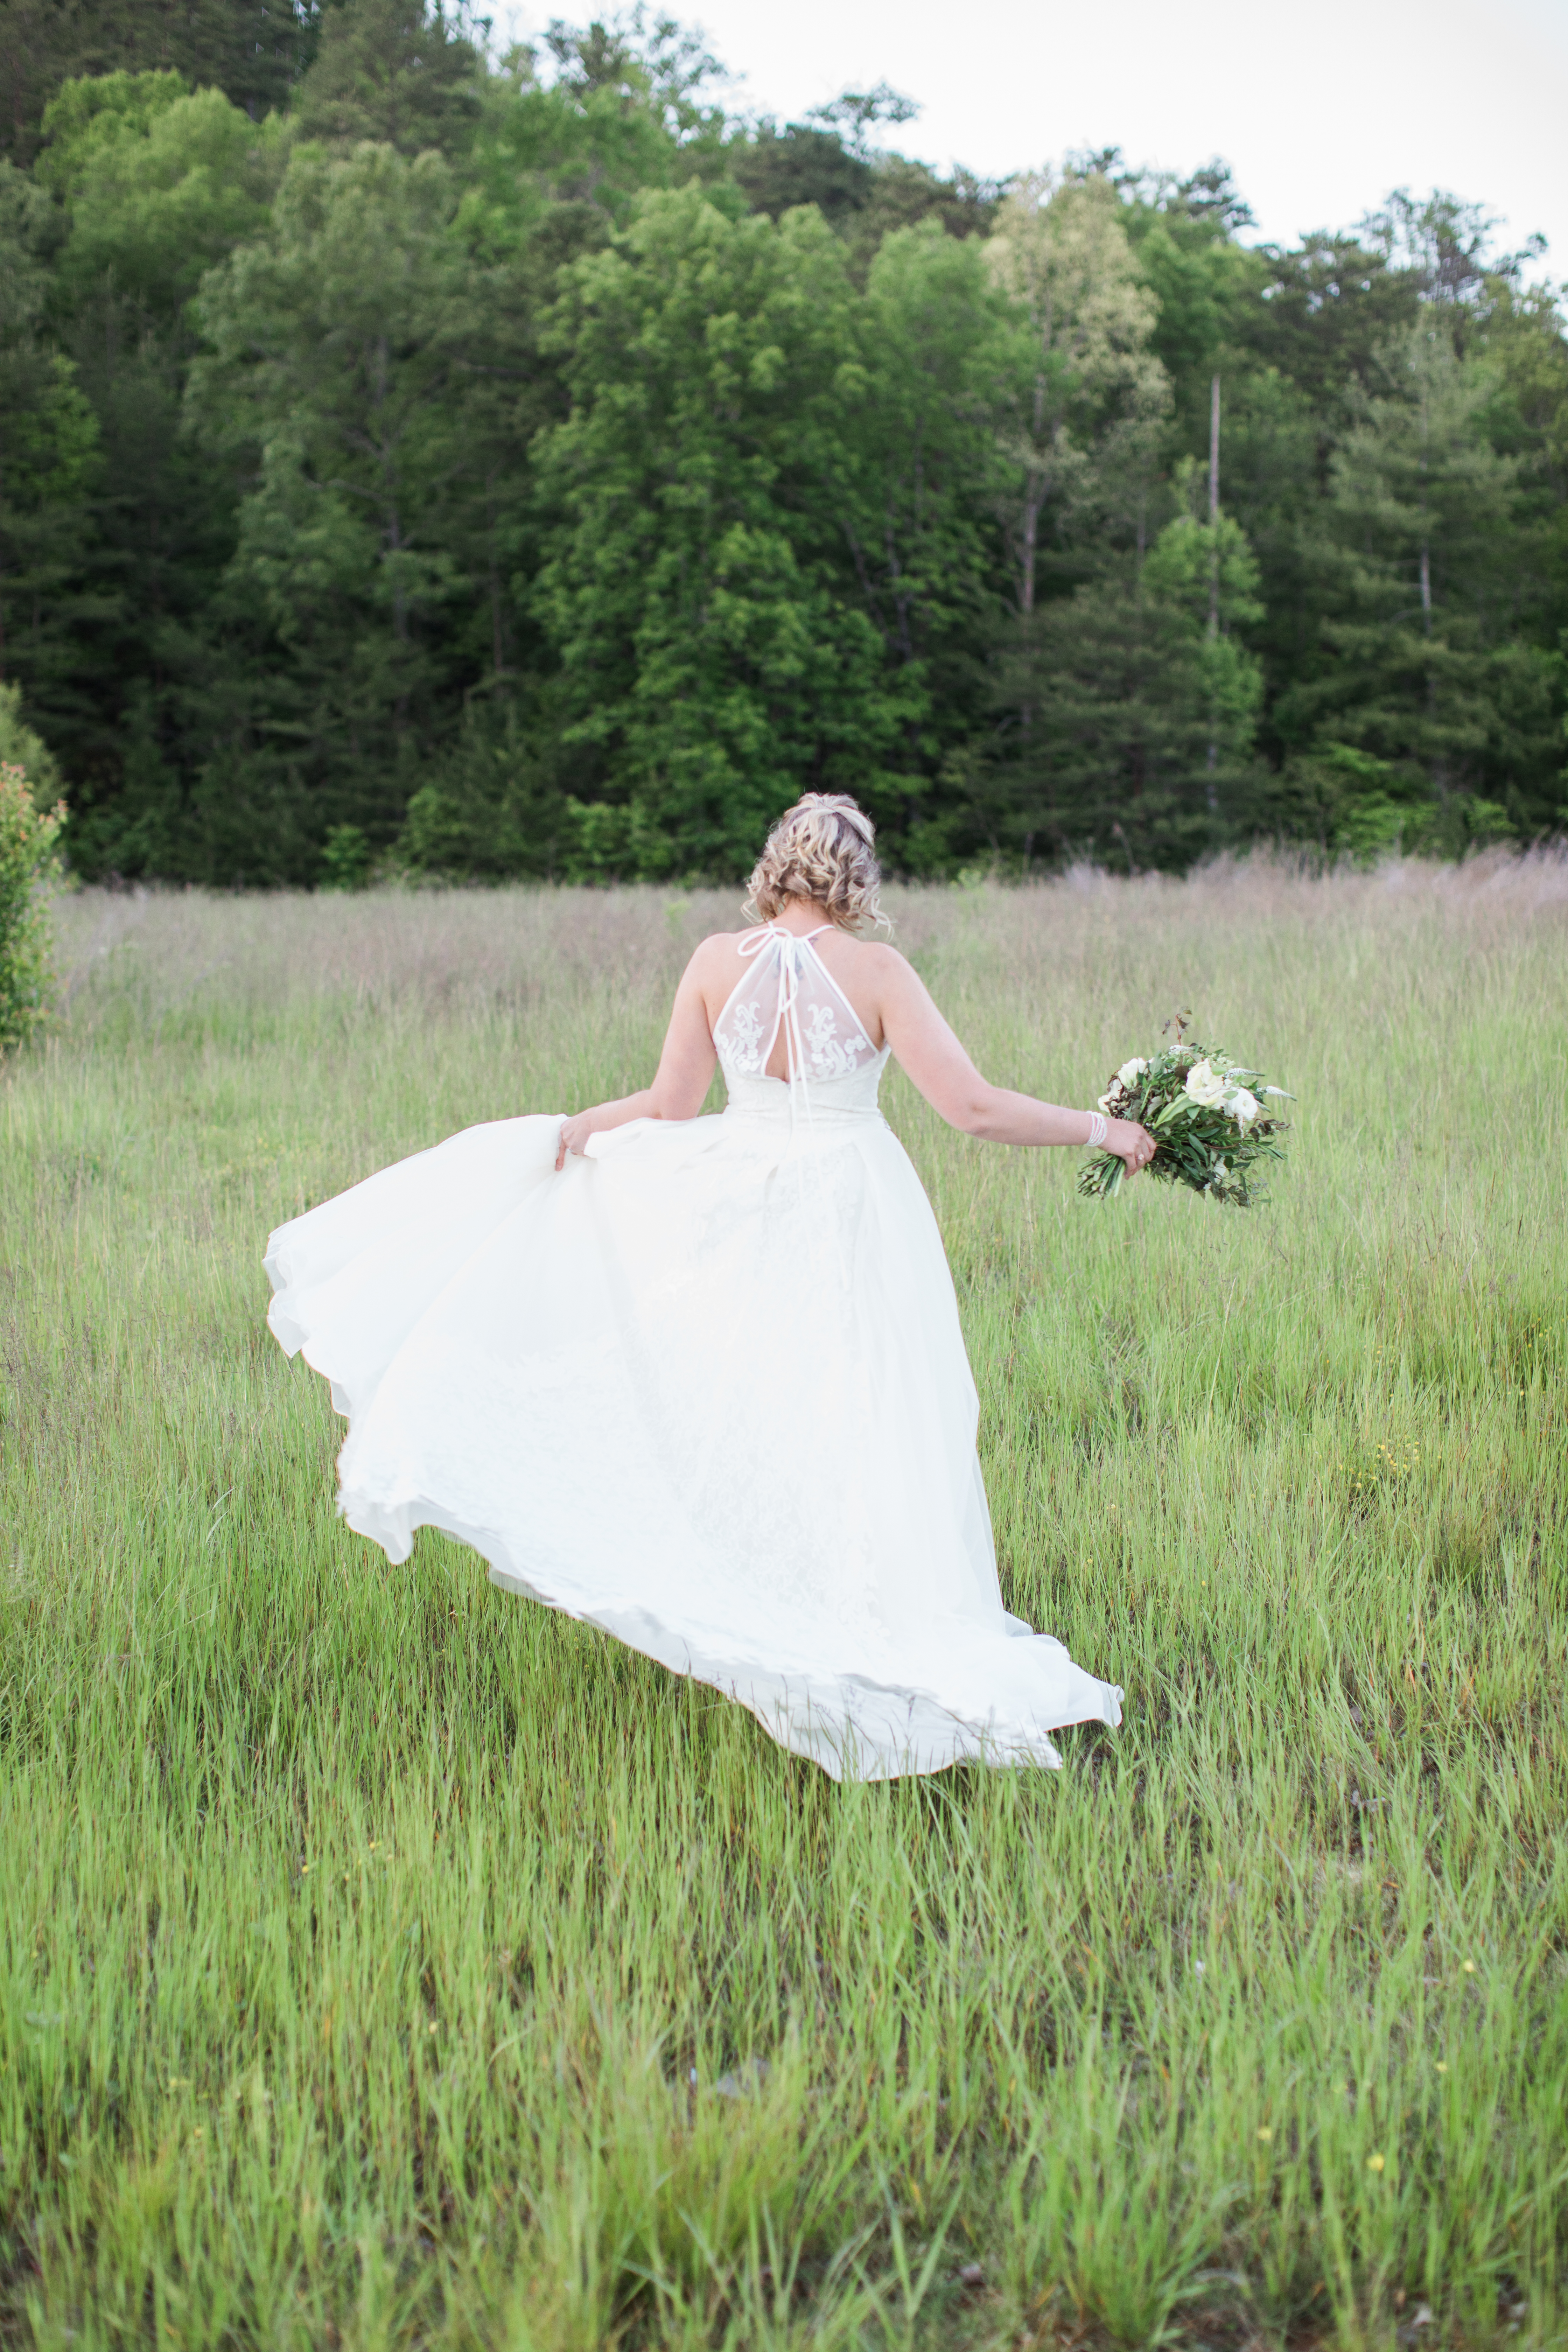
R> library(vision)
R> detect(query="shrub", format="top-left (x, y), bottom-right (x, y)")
top-left (0, 762), bottom-right (67, 1055)
top-left (0, 682), bottom-right (62, 800)
top-left (320, 824), bottom-right (372, 891)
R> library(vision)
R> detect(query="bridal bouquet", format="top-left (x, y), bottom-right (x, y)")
top-left (1078, 1019), bottom-right (1292, 1206)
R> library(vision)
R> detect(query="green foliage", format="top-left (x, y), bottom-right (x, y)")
top-left (0, 678), bottom-right (62, 797)
top-left (0, 754), bottom-right (65, 1051)
top-left (398, 697), bottom-right (567, 876)
top-left (290, 0), bottom-right (484, 158)
top-left (319, 821), bottom-right (372, 889)
top-left (3, 871), bottom-right (1567, 2340)
top-left (0, 0), bottom-right (316, 169)
top-left (39, 72), bottom-right (289, 311)
top-left (1279, 327), bottom-right (1564, 832)
top-left (981, 510), bottom-right (1266, 868)
top-left (0, 7), bottom-right (1564, 882)
top-left (186, 133), bottom-right (534, 876)
top-left (1079, 1034), bottom-right (1290, 1205)
top-left (537, 188), bottom-right (916, 875)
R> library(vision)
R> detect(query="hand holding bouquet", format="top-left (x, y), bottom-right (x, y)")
top-left (1079, 1016), bottom-right (1292, 1206)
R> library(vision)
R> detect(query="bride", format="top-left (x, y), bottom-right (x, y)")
top-left (265, 794), bottom-right (1155, 1778)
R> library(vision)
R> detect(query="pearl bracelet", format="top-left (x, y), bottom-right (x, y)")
top-left (1086, 1111), bottom-right (1108, 1148)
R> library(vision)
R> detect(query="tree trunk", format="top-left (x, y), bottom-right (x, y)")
top-left (1419, 380), bottom-right (1439, 789)
top-left (1020, 371), bottom-right (1047, 618)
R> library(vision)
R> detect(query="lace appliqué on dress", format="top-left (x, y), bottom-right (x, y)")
top-left (713, 927), bottom-right (880, 1093)
top-left (718, 1000), bottom-right (766, 1079)
top-left (803, 1002), bottom-right (872, 1079)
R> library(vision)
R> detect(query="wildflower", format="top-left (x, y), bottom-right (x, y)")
top-left (1117, 1056), bottom-right (1149, 1089)
top-left (1367, 2152), bottom-right (1385, 2172)
top-left (1462, 1960), bottom-right (1477, 1974)
top-left (1256, 2126), bottom-right (1273, 2143)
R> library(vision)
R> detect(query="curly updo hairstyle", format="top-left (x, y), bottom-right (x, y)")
top-left (744, 792), bottom-right (888, 931)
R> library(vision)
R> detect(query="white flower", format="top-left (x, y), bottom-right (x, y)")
top-left (1116, 1056), bottom-right (1149, 1090)
top-left (1184, 1057), bottom-right (1226, 1109)
top-left (1096, 1092), bottom-right (1113, 1113)
top-left (1263, 1085), bottom-right (1291, 1098)
top-left (1225, 1085), bottom-right (1261, 1130)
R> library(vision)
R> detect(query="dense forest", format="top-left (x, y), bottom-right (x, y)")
top-left (1, 0), bottom-right (1565, 884)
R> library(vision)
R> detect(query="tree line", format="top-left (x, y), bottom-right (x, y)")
top-left (1, 0), bottom-right (1565, 885)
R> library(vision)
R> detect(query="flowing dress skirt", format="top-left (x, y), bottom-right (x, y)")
top-left (264, 1083), bottom-right (1122, 1778)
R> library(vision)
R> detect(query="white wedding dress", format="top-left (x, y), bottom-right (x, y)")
top-left (264, 926), bottom-right (1122, 1778)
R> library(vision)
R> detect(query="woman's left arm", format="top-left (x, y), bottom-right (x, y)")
top-left (554, 943), bottom-right (721, 1170)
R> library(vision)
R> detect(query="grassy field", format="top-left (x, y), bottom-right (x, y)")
top-left (2, 857), bottom-right (1566, 2352)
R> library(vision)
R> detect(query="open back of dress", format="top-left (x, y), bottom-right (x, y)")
top-left (713, 925), bottom-right (884, 1095)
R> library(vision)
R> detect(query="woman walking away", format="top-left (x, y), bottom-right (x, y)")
top-left (265, 794), bottom-right (1154, 1778)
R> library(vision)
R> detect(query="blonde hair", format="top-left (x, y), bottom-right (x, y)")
top-left (744, 792), bottom-right (888, 931)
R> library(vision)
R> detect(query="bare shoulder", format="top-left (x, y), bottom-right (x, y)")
top-left (684, 929), bottom-right (754, 1014)
top-left (850, 940), bottom-right (920, 993)
top-left (687, 929), bottom-right (750, 975)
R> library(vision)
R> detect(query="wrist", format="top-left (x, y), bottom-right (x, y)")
top-left (1085, 1110), bottom-right (1108, 1148)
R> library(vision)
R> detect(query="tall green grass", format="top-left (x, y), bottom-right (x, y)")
top-left (2, 858), bottom-right (1566, 2350)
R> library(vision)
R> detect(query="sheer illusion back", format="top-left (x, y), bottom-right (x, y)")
top-left (714, 926), bottom-right (889, 1115)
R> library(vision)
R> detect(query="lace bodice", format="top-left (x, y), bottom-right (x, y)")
top-left (713, 927), bottom-right (887, 1116)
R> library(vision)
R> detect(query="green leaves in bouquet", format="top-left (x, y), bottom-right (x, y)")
top-left (1077, 1037), bottom-right (1292, 1208)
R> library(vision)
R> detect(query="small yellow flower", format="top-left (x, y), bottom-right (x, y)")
top-left (1256, 2127), bottom-right (1273, 2143)
top-left (1462, 1960), bottom-right (1477, 1974)
top-left (1367, 2152), bottom-right (1385, 2173)
top-left (1435, 2062), bottom-right (1448, 2073)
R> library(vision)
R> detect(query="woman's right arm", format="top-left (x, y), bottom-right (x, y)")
top-left (876, 950), bottom-right (1154, 1170)
top-left (554, 939), bottom-right (722, 1169)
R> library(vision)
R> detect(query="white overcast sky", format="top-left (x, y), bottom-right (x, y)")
top-left (505, 0), bottom-right (1568, 273)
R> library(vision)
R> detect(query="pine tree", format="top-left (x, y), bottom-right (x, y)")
top-left (291, 0), bottom-right (482, 159)
top-left (1282, 323), bottom-right (1562, 841)
top-left (23, 73), bottom-right (289, 872)
top-left (982, 508), bottom-right (1264, 869)
top-left (188, 135), bottom-right (527, 878)
top-left (0, 161), bottom-right (103, 772)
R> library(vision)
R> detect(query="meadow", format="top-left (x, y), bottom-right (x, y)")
top-left (2, 857), bottom-right (1566, 2352)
